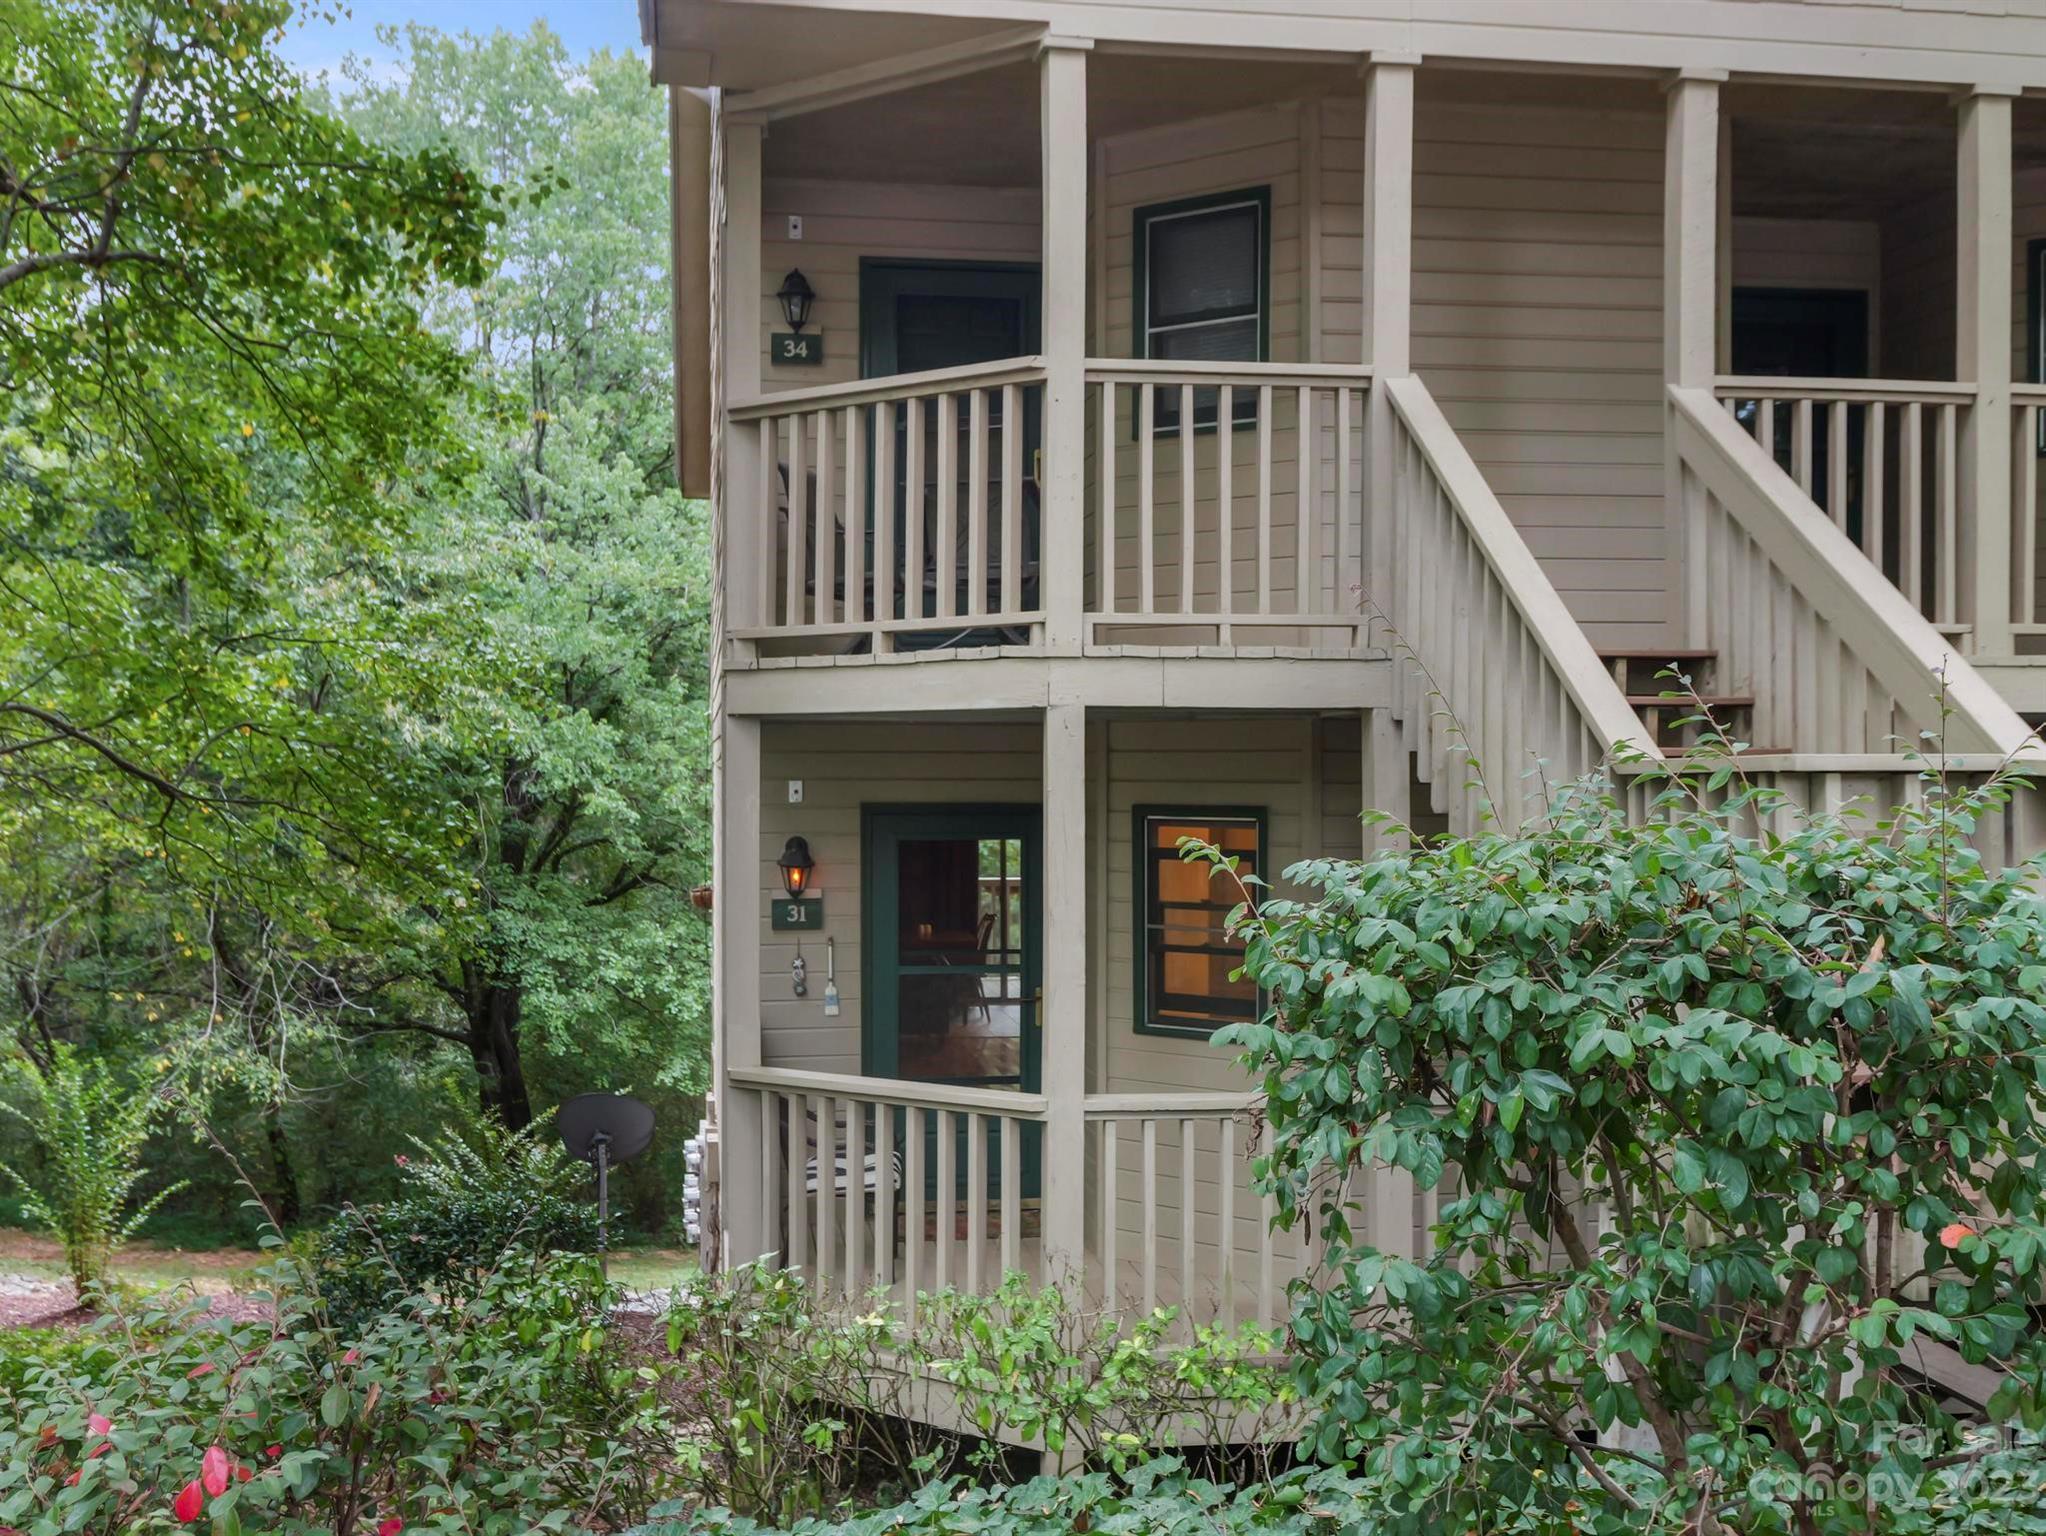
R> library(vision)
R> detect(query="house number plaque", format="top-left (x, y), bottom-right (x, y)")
top-left (770, 332), bottom-right (823, 365)
top-left (771, 896), bottom-right (824, 930)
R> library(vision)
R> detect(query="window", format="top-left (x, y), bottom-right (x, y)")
top-left (1134, 187), bottom-right (1270, 431)
top-left (2030, 240), bottom-right (2046, 452)
top-left (1134, 808), bottom-right (1264, 1037)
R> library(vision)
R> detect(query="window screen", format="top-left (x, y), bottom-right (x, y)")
top-left (1135, 189), bottom-right (1269, 430)
top-left (1136, 810), bottom-right (1262, 1036)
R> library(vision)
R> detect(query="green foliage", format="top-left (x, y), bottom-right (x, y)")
top-left (0, 1044), bottom-right (185, 1296)
top-left (0, 1327), bottom-right (116, 1397)
top-left (313, 1119), bottom-right (595, 1332)
top-left (1212, 771), bottom-right (2046, 1534)
top-left (631, 1460), bottom-right (1380, 1536)
top-left (0, 1248), bottom-right (676, 1534)
top-left (661, 1264), bottom-right (1295, 1522)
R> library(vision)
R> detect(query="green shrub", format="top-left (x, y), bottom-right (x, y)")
top-left (0, 1247), bottom-right (676, 1534)
top-left (629, 1460), bottom-right (1378, 1536)
top-left (1213, 770), bottom-right (2046, 1535)
top-left (0, 1327), bottom-right (118, 1397)
top-left (0, 1044), bottom-right (186, 1298)
top-left (314, 1118), bottom-right (596, 1330)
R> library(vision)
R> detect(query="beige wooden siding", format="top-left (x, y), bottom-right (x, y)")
top-left (1096, 106), bottom-right (1323, 624)
top-left (1324, 94), bottom-right (1671, 648)
top-left (756, 178), bottom-right (1041, 394)
top-left (1732, 216), bottom-right (1881, 368)
top-left (755, 718), bottom-right (1043, 1073)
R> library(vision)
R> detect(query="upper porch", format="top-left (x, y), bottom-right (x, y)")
top-left (681, 11), bottom-right (2046, 709)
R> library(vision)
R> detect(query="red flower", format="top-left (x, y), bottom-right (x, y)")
top-left (378, 1519), bottom-right (404, 1536)
top-left (174, 1480), bottom-right (205, 1522)
top-left (86, 1413), bottom-right (112, 1436)
top-left (202, 1445), bottom-right (230, 1497)
top-left (186, 1363), bottom-right (215, 1379)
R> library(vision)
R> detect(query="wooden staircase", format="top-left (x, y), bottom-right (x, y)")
top-left (1598, 647), bottom-right (1766, 753)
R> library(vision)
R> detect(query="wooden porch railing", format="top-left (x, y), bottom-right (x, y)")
top-left (1713, 377), bottom-right (1971, 634)
top-left (728, 358), bottom-right (1048, 651)
top-left (2010, 384), bottom-right (2046, 630)
top-left (1085, 360), bottom-right (1371, 646)
top-left (1381, 375), bottom-right (1659, 833)
top-left (1670, 385), bottom-right (2031, 756)
top-left (730, 1066), bottom-right (1048, 1316)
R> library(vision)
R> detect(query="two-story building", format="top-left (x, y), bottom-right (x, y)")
top-left (646, 0), bottom-right (2046, 1342)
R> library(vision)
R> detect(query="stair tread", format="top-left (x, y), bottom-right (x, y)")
top-left (1627, 693), bottom-right (1754, 707)
top-left (1597, 647), bottom-right (1719, 659)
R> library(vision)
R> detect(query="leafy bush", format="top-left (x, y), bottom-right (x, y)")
top-left (0, 1044), bottom-right (185, 1298)
top-left (1214, 771), bottom-right (2046, 1534)
top-left (0, 1247), bottom-right (675, 1534)
top-left (0, 1327), bottom-right (117, 1398)
top-left (660, 1264), bottom-right (1295, 1523)
top-left (630, 1459), bottom-right (1377, 1536)
top-left (314, 1118), bottom-right (596, 1330)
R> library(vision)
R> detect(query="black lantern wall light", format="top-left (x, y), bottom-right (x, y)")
top-left (775, 269), bottom-right (815, 333)
top-left (777, 836), bottom-right (816, 996)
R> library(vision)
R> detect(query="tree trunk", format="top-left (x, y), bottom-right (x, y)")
top-left (468, 982), bottom-right (534, 1129)
top-left (265, 1113), bottom-right (301, 1226)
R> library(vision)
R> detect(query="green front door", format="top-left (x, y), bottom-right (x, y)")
top-left (863, 806), bottom-right (1042, 1198)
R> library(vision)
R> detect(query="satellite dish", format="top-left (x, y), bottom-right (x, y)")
top-left (555, 1094), bottom-right (655, 1277)
top-left (557, 1094), bottom-right (655, 1165)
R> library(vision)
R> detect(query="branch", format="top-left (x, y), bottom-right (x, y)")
top-left (0, 702), bottom-right (187, 801)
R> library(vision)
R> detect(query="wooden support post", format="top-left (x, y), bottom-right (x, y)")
top-left (1360, 53), bottom-right (1415, 643)
top-left (721, 117), bottom-right (766, 635)
top-left (1041, 703), bottom-right (1089, 1287)
top-left (1040, 41), bottom-right (1091, 653)
top-left (1959, 88), bottom-right (2017, 657)
top-left (715, 715), bottom-right (766, 1268)
top-left (1363, 707), bottom-right (1409, 855)
top-left (1663, 70), bottom-right (1723, 649)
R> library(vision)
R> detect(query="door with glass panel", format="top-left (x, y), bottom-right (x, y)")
top-left (863, 807), bottom-right (1041, 1197)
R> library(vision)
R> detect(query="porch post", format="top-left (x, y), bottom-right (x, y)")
top-left (722, 114), bottom-right (767, 635)
top-left (1040, 702), bottom-right (1088, 1286)
top-left (1958, 87), bottom-right (2017, 657)
top-left (1361, 53), bottom-right (1415, 639)
top-left (1040, 40), bottom-right (1091, 654)
top-left (716, 714), bottom-right (767, 1268)
top-left (1663, 70), bottom-right (1722, 648)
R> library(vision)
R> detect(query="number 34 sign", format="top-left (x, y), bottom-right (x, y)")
top-left (771, 332), bottom-right (823, 366)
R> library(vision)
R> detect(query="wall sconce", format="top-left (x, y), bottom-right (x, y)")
top-left (777, 835), bottom-right (815, 899)
top-left (775, 269), bottom-right (815, 333)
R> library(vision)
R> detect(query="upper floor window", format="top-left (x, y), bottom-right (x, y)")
top-left (1134, 808), bottom-right (1263, 1038)
top-left (1134, 187), bottom-right (1270, 431)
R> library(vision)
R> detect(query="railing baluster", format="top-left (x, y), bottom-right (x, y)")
top-left (1901, 401), bottom-right (1924, 611)
top-left (1826, 400), bottom-right (1849, 529)
top-left (1257, 387), bottom-right (1274, 612)
top-left (965, 1110), bottom-right (985, 1295)
top-left (814, 411), bottom-right (836, 626)
top-left (1938, 402), bottom-right (1958, 627)
top-left (874, 401), bottom-right (896, 640)
top-left (784, 1090), bottom-right (807, 1273)
top-left (1218, 385), bottom-right (1235, 622)
top-left (2018, 404), bottom-right (2039, 626)
top-left (1100, 1119), bottom-right (1119, 1314)
top-left (1792, 398), bottom-right (1814, 497)
top-left (1865, 401), bottom-right (1885, 572)
top-left (1000, 1115), bottom-right (1020, 1279)
top-left (786, 413), bottom-right (807, 632)
top-left (934, 1108), bottom-right (954, 1293)
top-left (841, 1096), bottom-right (862, 1297)
top-left (935, 392), bottom-right (957, 620)
top-left (759, 418), bottom-right (779, 627)
top-left (760, 1091), bottom-right (779, 1263)
top-left (968, 389), bottom-right (988, 618)
top-left (1141, 1117), bottom-right (1158, 1316)
top-left (1217, 1115), bottom-right (1236, 1326)
top-left (903, 1107), bottom-right (923, 1320)
top-left (1003, 382), bottom-right (1024, 616)
top-left (814, 1094), bottom-right (836, 1292)
top-left (875, 1100), bottom-right (895, 1291)
top-left (1297, 385), bottom-right (1315, 614)
top-left (1095, 379), bottom-right (1114, 615)
top-left (1756, 396), bottom-right (1775, 459)
top-left (1256, 1182), bottom-right (1275, 1332)
top-left (844, 405), bottom-right (866, 626)
top-left (1139, 384), bottom-right (1156, 613)
top-left (904, 397), bottom-right (925, 622)
top-left (1338, 385), bottom-right (1354, 610)
top-left (1179, 1117), bottom-right (1197, 1328)
top-left (1180, 384), bottom-right (1197, 614)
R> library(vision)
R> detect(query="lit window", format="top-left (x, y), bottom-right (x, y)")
top-left (1135, 809), bottom-right (1263, 1037)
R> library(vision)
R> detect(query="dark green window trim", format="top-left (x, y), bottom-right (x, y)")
top-left (1132, 804), bottom-right (1265, 1040)
top-left (1132, 185), bottom-right (1271, 436)
top-left (2029, 239), bottom-right (2046, 454)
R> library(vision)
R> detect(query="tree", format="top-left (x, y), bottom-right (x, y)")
top-left (1219, 771), bottom-right (2046, 1535)
top-left (325, 26), bottom-right (713, 1126)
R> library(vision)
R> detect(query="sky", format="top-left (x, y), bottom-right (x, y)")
top-left (278, 1), bottom-right (645, 85)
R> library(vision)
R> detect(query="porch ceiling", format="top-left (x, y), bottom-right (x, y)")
top-left (759, 52), bottom-right (1360, 187)
top-left (644, 0), bottom-right (1016, 91)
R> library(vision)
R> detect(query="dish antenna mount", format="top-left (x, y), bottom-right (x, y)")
top-left (556, 1094), bottom-right (655, 1277)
